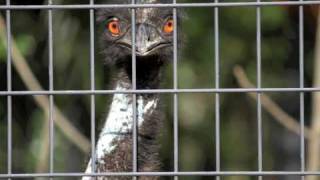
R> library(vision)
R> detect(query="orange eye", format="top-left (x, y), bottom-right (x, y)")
top-left (107, 19), bottom-right (121, 36)
top-left (163, 19), bottom-right (174, 34)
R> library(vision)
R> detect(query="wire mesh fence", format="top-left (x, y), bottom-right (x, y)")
top-left (0, 0), bottom-right (320, 179)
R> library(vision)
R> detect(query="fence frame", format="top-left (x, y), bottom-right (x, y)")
top-left (0, 0), bottom-right (319, 179)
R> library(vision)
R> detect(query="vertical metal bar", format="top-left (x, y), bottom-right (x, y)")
top-left (256, 1), bottom-right (263, 180)
top-left (173, 0), bottom-right (179, 180)
top-left (299, 1), bottom-right (305, 180)
top-left (214, 0), bottom-right (220, 180)
top-left (6, 0), bottom-right (12, 179)
top-left (89, 0), bottom-right (96, 177)
top-left (131, 0), bottom-right (137, 180)
top-left (48, 0), bottom-right (54, 178)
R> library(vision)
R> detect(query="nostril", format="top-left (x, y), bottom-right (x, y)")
top-left (137, 24), bottom-right (154, 42)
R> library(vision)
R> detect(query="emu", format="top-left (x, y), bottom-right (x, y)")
top-left (83, 0), bottom-right (178, 179)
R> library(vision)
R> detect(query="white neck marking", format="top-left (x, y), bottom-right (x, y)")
top-left (95, 83), bottom-right (158, 163)
top-left (83, 83), bottom-right (158, 177)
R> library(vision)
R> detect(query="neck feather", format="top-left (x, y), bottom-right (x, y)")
top-left (96, 82), bottom-right (159, 162)
top-left (84, 58), bottom-right (166, 176)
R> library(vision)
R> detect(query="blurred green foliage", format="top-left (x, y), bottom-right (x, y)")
top-left (0, 0), bottom-right (317, 180)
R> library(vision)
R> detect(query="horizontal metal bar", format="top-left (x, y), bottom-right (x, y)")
top-left (0, 88), bottom-right (320, 96)
top-left (1, 171), bottom-right (320, 178)
top-left (0, 1), bottom-right (319, 10)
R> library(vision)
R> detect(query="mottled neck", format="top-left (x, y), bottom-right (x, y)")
top-left (83, 58), bottom-right (166, 178)
top-left (83, 80), bottom-right (160, 177)
top-left (96, 81), bottom-right (159, 162)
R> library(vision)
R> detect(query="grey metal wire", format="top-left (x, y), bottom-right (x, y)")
top-left (131, 0), bottom-right (137, 180)
top-left (2, 0), bottom-right (320, 179)
top-left (0, 1), bottom-right (320, 9)
top-left (173, 0), bottom-right (179, 180)
top-left (48, 0), bottom-right (54, 178)
top-left (299, 1), bottom-right (305, 180)
top-left (256, 0), bottom-right (263, 180)
top-left (1, 171), bottom-right (320, 178)
top-left (5, 0), bottom-right (12, 180)
top-left (214, 0), bottom-right (220, 180)
top-left (2, 87), bottom-right (320, 96)
top-left (90, 0), bottom-right (96, 178)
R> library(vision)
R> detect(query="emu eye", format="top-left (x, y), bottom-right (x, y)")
top-left (163, 19), bottom-right (174, 34)
top-left (107, 18), bottom-right (121, 37)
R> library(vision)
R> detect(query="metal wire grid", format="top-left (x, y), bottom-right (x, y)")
top-left (0, 0), bottom-right (319, 179)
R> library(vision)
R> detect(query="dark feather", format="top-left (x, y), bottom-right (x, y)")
top-left (91, 1), bottom-right (184, 179)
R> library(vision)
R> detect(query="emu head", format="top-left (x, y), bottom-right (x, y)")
top-left (97, 0), bottom-right (178, 66)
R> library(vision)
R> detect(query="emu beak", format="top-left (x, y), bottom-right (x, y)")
top-left (135, 24), bottom-right (163, 56)
top-left (116, 23), bottom-right (170, 56)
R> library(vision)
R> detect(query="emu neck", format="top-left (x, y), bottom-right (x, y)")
top-left (118, 56), bottom-right (165, 90)
top-left (83, 58), bottom-right (165, 178)
top-left (96, 81), bottom-right (159, 163)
